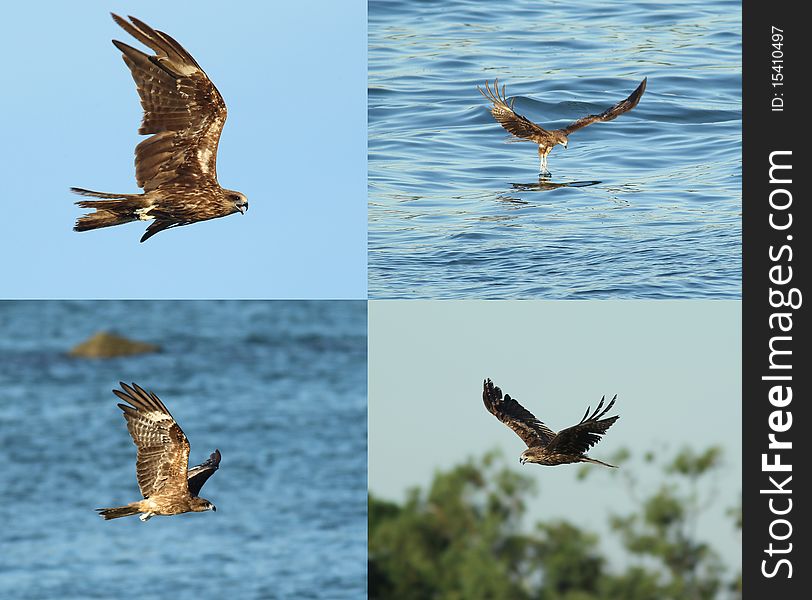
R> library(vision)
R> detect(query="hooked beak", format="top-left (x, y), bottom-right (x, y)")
top-left (236, 203), bottom-right (248, 215)
top-left (211, 505), bottom-right (217, 512)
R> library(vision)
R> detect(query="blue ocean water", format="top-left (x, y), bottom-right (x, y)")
top-left (369, 0), bottom-right (741, 299)
top-left (0, 301), bottom-right (366, 599)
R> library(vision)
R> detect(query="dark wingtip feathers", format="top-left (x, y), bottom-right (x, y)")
top-left (580, 394), bottom-right (619, 424)
top-left (628, 78), bottom-right (647, 108)
top-left (483, 378), bottom-right (503, 400)
top-left (478, 79), bottom-right (509, 108)
top-left (113, 382), bottom-right (166, 415)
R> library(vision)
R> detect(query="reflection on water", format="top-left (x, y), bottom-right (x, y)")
top-left (497, 180), bottom-right (602, 205)
top-left (510, 180), bottom-right (602, 192)
top-left (369, 0), bottom-right (741, 299)
top-left (0, 301), bottom-right (367, 600)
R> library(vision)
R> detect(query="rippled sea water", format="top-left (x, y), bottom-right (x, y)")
top-left (0, 301), bottom-right (366, 600)
top-left (369, 0), bottom-right (741, 298)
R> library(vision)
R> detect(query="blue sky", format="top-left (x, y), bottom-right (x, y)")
top-left (0, 1), bottom-right (367, 299)
top-left (370, 300), bottom-right (742, 571)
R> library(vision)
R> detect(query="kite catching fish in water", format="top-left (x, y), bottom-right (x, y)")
top-left (478, 78), bottom-right (647, 176)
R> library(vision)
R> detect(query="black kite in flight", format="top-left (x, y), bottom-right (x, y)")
top-left (483, 378), bottom-right (619, 468)
top-left (97, 382), bottom-right (220, 521)
top-left (73, 14), bottom-right (247, 242)
top-left (478, 78), bottom-right (647, 176)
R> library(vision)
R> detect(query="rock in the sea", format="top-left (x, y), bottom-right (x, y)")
top-left (68, 331), bottom-right (159, 359)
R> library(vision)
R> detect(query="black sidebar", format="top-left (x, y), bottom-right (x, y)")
top-left (743, 0), bottom-right (807, 595)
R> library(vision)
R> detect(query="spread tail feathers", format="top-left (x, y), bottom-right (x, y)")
top-left (71, 188), bottom-right (146, 232)
top-left (96, 504), bottom-right (141, 520)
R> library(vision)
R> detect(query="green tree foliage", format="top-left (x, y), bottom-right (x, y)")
top-left (369, 451), bottom-right (534, 600)
top-left (369, 447), bottom-right (740, 600)
top-left (600, 447), bottom-right (727, 600)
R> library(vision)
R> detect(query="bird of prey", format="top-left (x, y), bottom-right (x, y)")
top-left (73, 14), bottom-right (247, 243)
top-left (478, 78), bottom-right (647, 176)
top-left (96, 382), bottom-right (219, 521)
top-left (483, 378), bottom-right (619, 468)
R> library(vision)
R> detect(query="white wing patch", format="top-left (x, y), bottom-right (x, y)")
top-left (142, 410), bottom-right (172, 424)
top-left (197, 148), bottom-right (213, 173)
top-left (144, 410), bottom-right (174, 439)
top-left (135, 207), bottom-right (156, 221)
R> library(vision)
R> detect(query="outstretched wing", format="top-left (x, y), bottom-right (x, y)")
top-left (187, 449), bottom-right (221, 497)
top-left (546, 395), bottom-right (619, 455)
top-left (483, 379), bottom-right (556, 448)
top-left (561, 78), bottom-right (646, 135)
top-left (111, 14), bottom-right (226, 192)
top-left (113, 382), bottom-right (191, 499)
top-left (478, 80), bottom-right (550, 142)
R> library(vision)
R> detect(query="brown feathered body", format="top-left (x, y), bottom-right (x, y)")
top-left (483, 378), bottom-right (619, 468)
top-left (478, 78), bottom-right (647, 176)
top-left (96, 383), bottom-right (219, 521)
top-left (73, 14), bottom-right (247, 242)
top-left (97, 495), bottom-right (214, 521)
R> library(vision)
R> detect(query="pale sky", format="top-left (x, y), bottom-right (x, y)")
top-left (0, 0), bottom-right (366, 299)
top-left (370, 300), bottom-right (742, 571)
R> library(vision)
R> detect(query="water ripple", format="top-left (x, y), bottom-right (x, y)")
top-left (369, 0), bottom-right (741, 298)
top-left (0, 301), bottom-right (367, 600)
